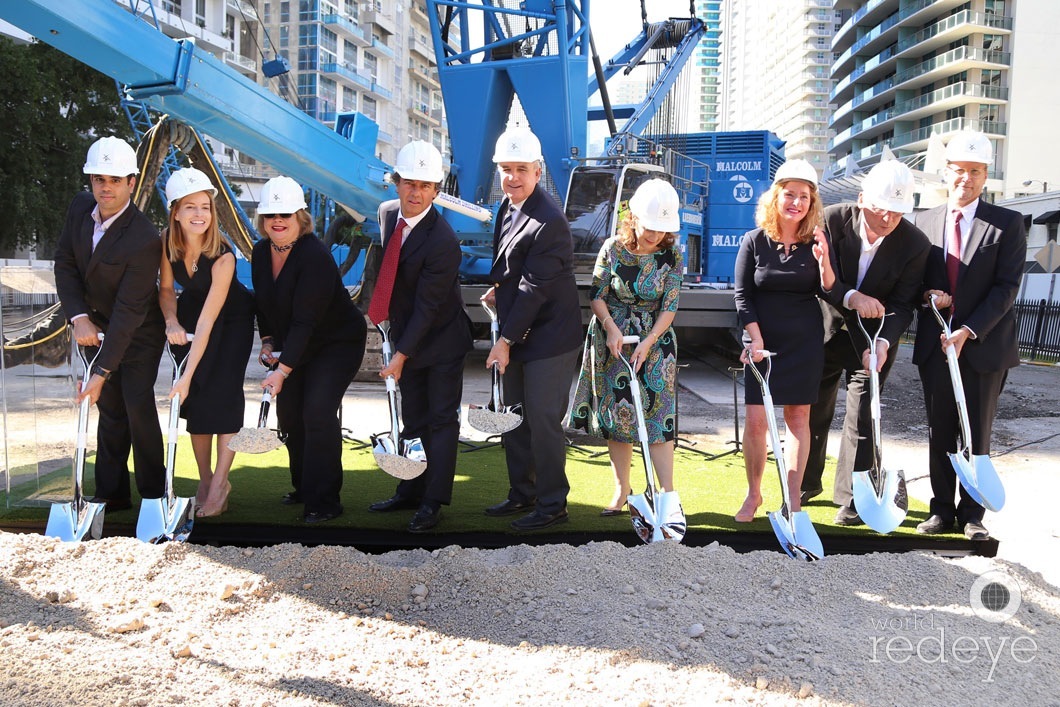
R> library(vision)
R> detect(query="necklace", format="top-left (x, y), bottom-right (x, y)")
top-left (271, 239), bottom-right (297, 254)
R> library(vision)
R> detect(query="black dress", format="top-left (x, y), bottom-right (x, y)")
top-left (173, 247), bottom-right (255, 434)
top-left (733, 228), bottom-right (824, 405)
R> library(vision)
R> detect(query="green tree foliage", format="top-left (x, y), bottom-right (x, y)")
top-left (0, 38), bottom-right (132, 256)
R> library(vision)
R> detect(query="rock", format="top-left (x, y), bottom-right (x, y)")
top-left (724, 625), bottom-right (740, 638)
top-left (755, 677), bottom-right (769, 690)
top-left (411, 584), bottom-right (429, 598)
top-left (798, 682), bottom-right (813, 698)
top-left (220, 585), bottom-right (237, 600)
top-left (687, 623), bottom-right (706, 638)
top-left (112, 618), bottom-right (145, 634)
top-left (770, 577), bottom-right (783, 590)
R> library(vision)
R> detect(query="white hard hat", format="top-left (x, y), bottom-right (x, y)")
top-left (492, 126), bottom-right (543, 163)
top-left (629, 179), bottom-right (681, 232)
top-left (944, 130), bottom-right (993, 165)
top-left (394, 140), bottom-right (444, 182)
top-left (860, 160), bottom-right (915, 213)
top-left (165, 167), bottom-right (218, 206)
top-left (83, 136), bottom-right (139, 176)
top-left (258, 176), bottom-right (308, 214)
top-left (773, 159), bottom-right (818, 188)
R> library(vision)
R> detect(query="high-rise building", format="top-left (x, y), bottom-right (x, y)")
top-left (717, 0), bottom-right (839, 175)
top-left (693, 0), bottom-right (721, 133)
top-left (829, 0), bottom-right (1059, 198)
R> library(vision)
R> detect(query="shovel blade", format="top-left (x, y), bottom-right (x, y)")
top-left (768, 509), bottom-right (824, 561)
top-left (371, 433), bottom-right (427, 480)
top-left (949, 452), bottom-right (1005, 512)
top-left (45, 500), bottom-right (105, 542)
top-left (136, 497), bottom-right (196, 544)
top-left (628, 491), bottom-right (657, 544)
top-left (467, 404), bottom-right (523, 435)
top-left (228, 427), bottom-right (284, 454)
top-left (852, 468), bottom-right (908, 535)
top-left (654, 491), bottom-right (687, 543)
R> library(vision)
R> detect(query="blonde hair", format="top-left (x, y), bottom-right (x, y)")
top-left (165, 192), bottom-right (224, 261)
top-left (754, 180), bottom-right (823, 244)
top-left (255, 210), bottom-right (315, 240)
top-left (617, 212), bottom-right (677, 251)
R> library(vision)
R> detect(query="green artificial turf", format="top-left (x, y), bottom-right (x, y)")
top-left (1, 433), bottom-right (947, 538)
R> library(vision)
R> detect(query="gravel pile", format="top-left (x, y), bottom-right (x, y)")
top-left (1, 532), bottom-right (1058, 706)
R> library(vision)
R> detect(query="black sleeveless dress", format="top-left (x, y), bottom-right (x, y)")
top-left (172, 247), bottom-right (255, 434)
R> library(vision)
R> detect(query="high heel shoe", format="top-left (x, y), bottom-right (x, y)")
top-left (196, 481), bottom-right (231, 518)
top-left (734, 496), bottom-right (762, 523)
top-left (600, 490), bottom-right (632, 517)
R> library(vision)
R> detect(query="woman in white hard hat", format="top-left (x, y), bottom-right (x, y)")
top-left (159, 167), bottom-right (255, 517)
top-left (252, 176), bottom-right (367, 524)
top-left (733, 159), bottom-right (833, 522)
top-left (570, 178), bottom-right (684, 514)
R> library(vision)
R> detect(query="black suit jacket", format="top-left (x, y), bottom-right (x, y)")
top-left (489, 186), bottom-right (582, 362)
top-left (53, 191), bottom-right (164, 372)
top-left (821, 203), bottom-right (930, 349)
top-left (378, 200), bottom-right (473, 368)
top-left (251, 233), bottom-right (366, 369)
top-left (912, 200), bottom-right (1026, 372)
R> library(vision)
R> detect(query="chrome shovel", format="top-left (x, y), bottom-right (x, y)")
top-left (929, 295), bottom-right (1005, 512)
top-left (467, 299), bottom-right (522, 435)
top-left (851, 314), bottom-right (908, 534)
top-left (136, 338), bottom-right (196, 543)
top-left (371, 321), bottom-right (427, 480)
top-left (45, 334), bottom-right (106, 542)
top-left (619, 335), bottom-right (685, 544)
top-left (746, 351), bottom-right (824, 561)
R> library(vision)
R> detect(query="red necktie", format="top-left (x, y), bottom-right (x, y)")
top-left (368, 218), bottom-right (406, 325)
top-left (946, 210), bottom-right (961, 295)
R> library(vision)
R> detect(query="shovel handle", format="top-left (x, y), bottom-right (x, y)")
top-left (257, 389), bottom-right (273, 428)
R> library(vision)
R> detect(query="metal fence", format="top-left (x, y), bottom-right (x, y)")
top-left (1014, 298), bottom-right (1060, 364)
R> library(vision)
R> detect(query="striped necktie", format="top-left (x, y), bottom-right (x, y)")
top-left (500, 205), bottom-right (515, 241)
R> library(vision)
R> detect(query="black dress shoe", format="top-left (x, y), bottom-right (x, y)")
top-left (800, 486), bottom-right (824, 504)
top-left (484, 498), bottom-right (535, 517)
top-left (87, 496), bottom-right (132, 512)
top-left (963, 521), bottom-right (990, 541)
top-left (511, 508), bottom-right (568, 531)
top-left (369, 494), bottom-right (421, 512)
top-left (408, 503), bottom-right (442, 533)
top-left (281, 492), bottom-right (302, 505)
top-left (916, 514), bottom-right (955, 535)
top-left (304, 507), bottom-right (342, 524)
top-left (834, 504), bottom-right (863, 526)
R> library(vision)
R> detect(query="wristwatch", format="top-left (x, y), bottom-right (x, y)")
top-left (501, 336), bottom-right (516, 346)
top-left (91, 365), bottom-right (112, 381)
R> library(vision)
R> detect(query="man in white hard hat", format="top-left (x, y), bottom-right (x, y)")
top-left (483, 126), bottom-right (583, 531)
top-left (803, 159), bottom-right (930, 525)
top-left (53, 136), bottom-right (166, 509)
top-left (912, 130), bottom-right (1026, 541)
top-left (366, 141), bottom-right (473, 532)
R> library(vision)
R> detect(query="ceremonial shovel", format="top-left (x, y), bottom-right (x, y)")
top-left (466, 299), bottom-right (522, 435)
top-left (229, 355), bottom-right (286, 454)
top-left (619, 335), bottom-right (686, 544)
top-left (136, 337), bottom-right (196, 543)
top-left (45, 334), bottom-right (106, 542)
top-left (371, 321), bottom-right (427, 479)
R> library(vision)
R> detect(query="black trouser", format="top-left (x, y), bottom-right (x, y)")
top-left (93, 338), bottom-right (164, 500)
top-left (805, 332), bottom-right (896, 507)
top-left (393, 352), bottom-right (467, 506)
top-left (501, 348), bottom-right (580, 515)
top-left (276, 339), bottom-right (362, 516)
top-left (918, 350), bottom-right (1005, 526)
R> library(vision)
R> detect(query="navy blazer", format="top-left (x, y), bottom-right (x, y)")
top-left (489, 186), bottom-right (582, 362)
top-left (378, 200), bottom-right (473, 368)
top-left (53, 191), bottom-right (164, 372)
top-left (912, 200), bottom-right (1026, 372)
top-left (820, 203), bottom-right (930, 349)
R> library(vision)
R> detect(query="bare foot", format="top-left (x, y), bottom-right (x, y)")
top-left (197, 480), bottom-right (231, 518)
top-left (734, 495), bottom-right (762, 523)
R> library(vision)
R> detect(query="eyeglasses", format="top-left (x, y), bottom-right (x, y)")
top-left (264, 213), bottom-right (294, 219)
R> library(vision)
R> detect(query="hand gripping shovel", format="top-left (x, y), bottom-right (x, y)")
top-left (745, 351), bottom-right (824, 560)
top-left (371, 321), bottom-right (427, 480)
top-left (136, 337), bottom-right (196, 543)
top-left (929, 295), bottom-right (1005, 511)
top-left (850, 314), bottom-right (908, 534)
top-left (467, 299), bottom-right (523, 435)
top-left (228, 356), bottom-right (286, 454)
top-left (45, 334), bottom-right (106, 542)
top-left (619, 335), bottom-right (686, 544)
